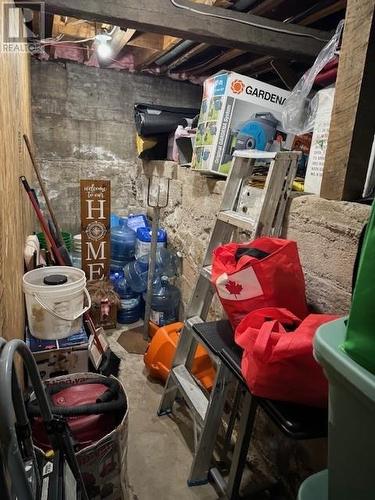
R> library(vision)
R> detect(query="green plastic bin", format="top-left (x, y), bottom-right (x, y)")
top-left (313, 317), bottom-right (375, 500)
top-left (298, 470), bottom-right (328, 500)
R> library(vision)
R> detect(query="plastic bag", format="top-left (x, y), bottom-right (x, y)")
top-left (235, 308), bottom-right (339, 407)
top-left (211, 237), bottom-right (308, 328)
top-left (282, 20), bottom-right (344, 135)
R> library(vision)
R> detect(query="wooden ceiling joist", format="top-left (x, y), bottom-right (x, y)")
top-left (166, 43), bottom-right (208, 71)
top-left (19, 0), bottom-right (331, 60)
top-left (135, 37), bottom-right (181, 69)
top-left (249, 0), bottom-right (285, 16)
top-left (298, 0), bottom-right (347, 26)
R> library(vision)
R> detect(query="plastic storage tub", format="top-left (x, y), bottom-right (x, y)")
top-left (298, 470), bottom-right (328, 500)
top-left (313, 317), bottom-right (375, 500)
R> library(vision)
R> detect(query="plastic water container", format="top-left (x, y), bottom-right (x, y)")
top-left (127, 213), bottom-right (149, 232)
top-left (155, 247), bottom-right (181, 278)
top-left (23, 266), bottom-right (91, 340)
top-left (110, 212), bottom-right (123, 228)
top-left (123, 256), bottom-right (149, 293)
top-left (70, 234), bottom-right (82, 268)
top-left (111, 219), bottom-right (136, 261)
top-left (109, 268), bottom-right (124, 287)
top-left (110, 257), bottom-right (132, 273)
top-left (146, 276), bottom-right (180, 327)
top-left (135, 227), bottom-right (167, 259)
top-left (114, 277), bottom-right (141, 324)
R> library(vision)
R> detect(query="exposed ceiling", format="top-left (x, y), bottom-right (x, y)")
top-left (26, 0), bottom-right (347, 89)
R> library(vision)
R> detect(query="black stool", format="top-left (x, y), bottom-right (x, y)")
top-left (193, 320), bottom-right (328, 499)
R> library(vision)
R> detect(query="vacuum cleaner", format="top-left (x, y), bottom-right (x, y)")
top-left (0, 337), bottom-right (89, 500)
top-left (0, 337), bottom-right (127, 499)
top-left (28, 377), bottom-right (126, 452)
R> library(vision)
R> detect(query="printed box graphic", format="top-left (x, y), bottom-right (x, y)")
top-left (192, 71), bottom-right (293, 176)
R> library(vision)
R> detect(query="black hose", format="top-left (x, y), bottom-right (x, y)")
top-left (27, 377), bottom-right (126, 418)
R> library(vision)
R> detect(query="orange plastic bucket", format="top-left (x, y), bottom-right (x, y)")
top-left (144, 322), bottom-right (215, 391)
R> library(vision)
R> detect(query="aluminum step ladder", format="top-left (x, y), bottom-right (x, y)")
top-left (158, 150), bottom-right (300, 488)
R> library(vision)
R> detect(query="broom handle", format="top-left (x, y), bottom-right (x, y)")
top-left (20, 176), bottom-right (65, 265)
top-left (23, 134), bottom-right (64, 245)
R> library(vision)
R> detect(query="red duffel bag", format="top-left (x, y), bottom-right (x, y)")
top-left (235, 307), bottom-right (339, 407)
top-left (212, 237), bottom-right (308, 328)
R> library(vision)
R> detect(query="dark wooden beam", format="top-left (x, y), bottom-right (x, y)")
top-left (249, 0), bottom-right (285, 16)
top-left (298, 0), bottom-right (347, 26)
top-left (166, 43), bottom-right (209, 71)
top-left (18, 0), bottom-right (331, 60)
top-left (320, 0), bottom-right (375, 200)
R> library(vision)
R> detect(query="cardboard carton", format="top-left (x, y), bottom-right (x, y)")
top-left (192, 71), bottom-right (293, 176)
top-left (26, 328), bottom-right (88, 380)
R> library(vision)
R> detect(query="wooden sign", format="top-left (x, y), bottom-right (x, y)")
top-left (80, 180), bottom-right (111, 281)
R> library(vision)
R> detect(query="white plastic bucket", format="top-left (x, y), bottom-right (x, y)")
top-left (23, 266), bottom-right (91, 340)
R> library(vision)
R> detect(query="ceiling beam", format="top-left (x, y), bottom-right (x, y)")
top-left (18, 0), bottom-right (331, 60)
top-left (249, 0), bottom-right (285, 16)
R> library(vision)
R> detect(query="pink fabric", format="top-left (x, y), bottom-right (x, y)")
top-left (52, 43), bottom-right (85, 63)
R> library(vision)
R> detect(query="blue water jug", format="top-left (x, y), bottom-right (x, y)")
top-left (146, 276), bottom-right (181, 327)
top-left (109, 268), bottom-right (124, 286)
top-left (135, 227), bottom-right (167, 259)
top-left (123, 255), bottom-right (149, 293)
top-left (111, 219), bottom-right (136, 261)
top-left (110, 257), bottom-right (133, 273)
top-left (110, 213), bottom-right (123, 229)
top-left (155, 248), bottom-right (181, 278)
top-left (127, 213), bottom-right (149, 232)
top-left (115, 277), bottom-right (141, 324)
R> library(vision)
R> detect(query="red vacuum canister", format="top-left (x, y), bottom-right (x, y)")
top-left (29, 378), bottom-right (125, 451)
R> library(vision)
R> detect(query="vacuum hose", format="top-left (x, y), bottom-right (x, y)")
top-left (27, 377), bottom-right (126, 417)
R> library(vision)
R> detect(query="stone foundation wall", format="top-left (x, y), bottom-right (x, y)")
top-left (149, 163), bottom-right (370, 317)
top-left (31, 59), bottom-right (202, 233)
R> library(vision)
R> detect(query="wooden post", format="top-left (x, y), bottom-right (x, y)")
top-left (320, 0), bottom-right (375, 200)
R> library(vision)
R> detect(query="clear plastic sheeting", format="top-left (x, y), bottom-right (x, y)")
top-left (282, 20), bottom-right (344, 135)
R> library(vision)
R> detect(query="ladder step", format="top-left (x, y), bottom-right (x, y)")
top-left (172, 365), bottom-right (208, 424)
top-left (200, 265), bottom-right (212, 281)
top-left (233, 150), bottom-right (277, 160)
top-left (217, 210), bottom-right (255, 231)
top-left (186, 316), bottom-right (204, 330)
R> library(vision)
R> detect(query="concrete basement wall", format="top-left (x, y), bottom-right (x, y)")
top-left (31, 59), bottom-right (202, 232)
top-left (156, 164), bottom-right (370, 316)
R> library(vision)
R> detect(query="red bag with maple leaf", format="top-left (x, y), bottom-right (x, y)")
top-left (212, 238), bottom-right (308, 328)
top-left (235, 307), bottom-right (339, 407)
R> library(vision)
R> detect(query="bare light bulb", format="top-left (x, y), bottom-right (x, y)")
top-left (95, 34), bottom-right (112, 60)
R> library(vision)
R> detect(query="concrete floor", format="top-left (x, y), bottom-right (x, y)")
top-left (107, 328), bottom-right (218, 500)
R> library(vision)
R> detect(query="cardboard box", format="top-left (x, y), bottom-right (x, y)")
top-left (192, 71), bottom-right (293, 176)
top-left (304, 87), bottom-right (335, 195)
top-left (26, 328), bottom-right (89, 380)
